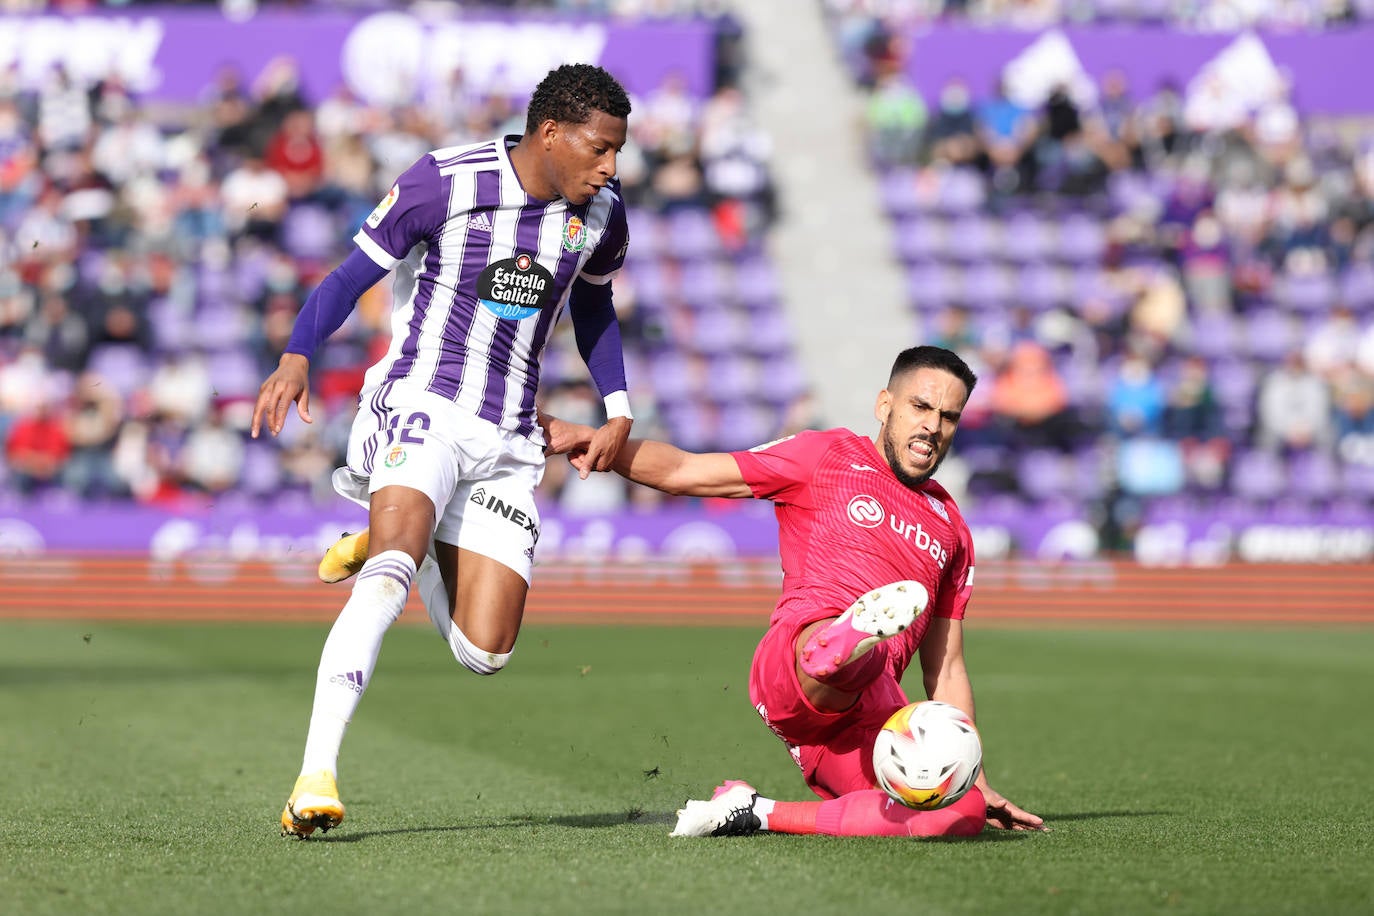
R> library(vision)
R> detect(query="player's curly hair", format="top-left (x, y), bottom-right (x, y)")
top-left (890, 346), bottom-right (978, 394)
top-left (524, 63), bottom-right (632, 135)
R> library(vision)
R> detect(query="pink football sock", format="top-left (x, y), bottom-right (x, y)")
top-left (769, 787), bottom-right (985, 838)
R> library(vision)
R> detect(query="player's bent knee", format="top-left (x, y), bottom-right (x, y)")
top-left (447, 624), bottom-right (512, 675)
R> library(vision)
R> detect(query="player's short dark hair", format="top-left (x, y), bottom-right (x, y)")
top-left (889, 346), bottom-right (978, 394)
top-left (525, 64), bottom-right (631, 135)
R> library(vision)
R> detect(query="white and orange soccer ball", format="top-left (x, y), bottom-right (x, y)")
top-left (872, 700), bottom-right (983, 810)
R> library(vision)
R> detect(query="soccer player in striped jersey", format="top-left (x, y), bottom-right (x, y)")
top-left (251, 64), bottom-right (636, 838)
top-left (544, 346), bottom-right (1045, 837)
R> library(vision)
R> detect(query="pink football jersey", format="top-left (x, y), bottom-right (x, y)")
top-left (732, 428), bottom-right (975, 651)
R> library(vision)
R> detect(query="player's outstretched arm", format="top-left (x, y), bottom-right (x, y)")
top-left (252, 353), bottom-right (311, 438)
top-left (608, 438), bottom-right (753, 498)
top-left (540, 414), bottom-right (752, 499)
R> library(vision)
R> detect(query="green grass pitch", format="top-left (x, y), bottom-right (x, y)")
top-left (1, 619), bottom-right (1371, 915)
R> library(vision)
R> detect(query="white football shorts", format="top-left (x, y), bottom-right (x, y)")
top-left (333, 384), bottom-right (545, 583)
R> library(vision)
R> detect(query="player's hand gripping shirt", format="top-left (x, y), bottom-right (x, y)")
top-left (732, 428), bottom-right (975, 648)
top-left (354, 137), bottom-right (629, 439)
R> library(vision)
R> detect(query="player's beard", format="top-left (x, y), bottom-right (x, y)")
top-left (881, 424), bottom-right (944, 490)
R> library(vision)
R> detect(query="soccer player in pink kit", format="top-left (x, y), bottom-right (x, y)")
top-left (547, 345), bottom-right (1045, 837)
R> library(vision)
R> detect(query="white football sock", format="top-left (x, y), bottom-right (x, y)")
top-left (448, 623), bottom-right (511, 675)
top-left (417, 549), bottom-right (451, 639)
top-left (754, 796), bottom-right (775, 831)
top-left (300, 550), bottom-right (415, 776)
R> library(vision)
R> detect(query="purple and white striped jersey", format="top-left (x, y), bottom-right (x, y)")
top-left (353, 136), bottom-right (629, 439)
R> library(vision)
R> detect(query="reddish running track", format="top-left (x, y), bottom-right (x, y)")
top-left (1, 555), bottom-right (1372, 626)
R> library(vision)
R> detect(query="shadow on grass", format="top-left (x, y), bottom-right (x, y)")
top-left (309, 809), bottom-right (1161, 843)
top-left (1039, 810), bottom-right (1171, 822)
top-left (310, 811), bottom-right (676, 842)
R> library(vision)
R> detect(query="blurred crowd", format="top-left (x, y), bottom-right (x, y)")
top-left (0, 9), bottom-right (775, 513)
top-left (2, 0), bottom-right (732, 17)
top-left (826, 0), bottom-right (1374, 35)
top-left (841, 13), bottom-right (1374, 546)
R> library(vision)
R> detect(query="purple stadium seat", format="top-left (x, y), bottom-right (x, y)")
top-left (239, 441), bottom-right (284, 496)
top-left (703, 354), bottom-right (760, 402)
top-left (1273, 271), bottom-right (1336, 314)
top-left (1072, 266), bottom-right (1130, 317)
top-left (1341, 461), bottom-right (1374, 499)
top-left (206, 349), bottom-right (261, 400)
top-left (745, 309), bottom-right (793, 356)
top-left (148, 299), bottom-right (195, 354)
top-left (1107, 170), bottom-right (1154, 214)
top-left (193, 304), bottom-right (251, 350)
top-left (716, 401), bottom-right (777, 451)
top-left (86, 344), bottom-right (150, 399)
top-left (689, 307), bottom-right (748, 355)
top-left (937, 168), bottom-right (985, 215)
top-left (879, 168), bottom-right (922, 217)
top-left (1018, 262), bottom-right (1068, 311)
top-left (961, 262), bottom-right (1014, 310)
top-left (1055, 213), bottom-right (1106, 265)
top-left (1189, 310), bottom-right (1238, 362)
top-left (1230, 448), bottom-right (1285, 501)
top-left (648, 350), bottom-right (702, 403)
top-left (1338, 263), bottom-right (1374, 312)
top-left (665, 208), bottom-right (720, 259)
top-left (625, 209), bottom-right (664, 258)
top-left (945, 215), bottom-right (999, 264)
top-left (734, 256), bottom-right (780, 307)
top-left (1001, 211), bottom-right (1054, 264)
top-left (1242, 308), bottom-right (1301, 364)
top-left (895, 216), bottom-right (946, 263)
top-left (280, 204), bottom-right (336, 261)
top-left (664, 401), bottom-right (718, 453)
top-left (1287, 450), bottom-right (1340, 501)
top-left (761, 354), bottom-right (808, 405)
top-left (679, 259), bottom-right (728, 307)
top-left (1016, 449), bottom-right (1073, 500)
top-left (906, 262), bottom-right (959, 310)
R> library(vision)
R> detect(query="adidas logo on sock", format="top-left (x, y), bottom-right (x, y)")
top-left (329, 670), bottom-right (365, 694)
top-left (466, 213), bottom-right (493, 233)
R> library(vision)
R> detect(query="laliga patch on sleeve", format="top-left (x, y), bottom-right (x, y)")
top-left (748, 434), bottom-right (796, 452)
top-left (366, 184), bottom-right (400, 228)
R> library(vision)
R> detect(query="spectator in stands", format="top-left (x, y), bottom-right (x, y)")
top-left (1126, 265), bottom-right (1187, 360)
top-left (987, 340), bottom-right (1079, 452)
top-left (1180, 209), bottom-right (1233, 314)
top-left (220, 156), bottom-right (289, 242)
top-left (1105, 353), bottom-right (1166, 439)
top-left (61, 371), bottom-right (126, 499)
top-left (1304, 304), bottom-right (1361, 378)
top-left (147, 351), bottom-right (213, 427)
top-left (1255, 351), bottom-right (1333, 453)
top-left (180, 405), bottom-right (245, 495)
top-left (975, 77), bottom-right (1036, 195)
top-left (866, 68), bottom-right (926, 167)
top-left (24, 291), bottom-right (89, 374)
top-left (1332, 369), bottom-right (1374, 466)
top-left (0, 97), bottom-right (39, 226)
top-left (1163, 355), bottom-right (1229, 490)
top-left (1035, 83), bottom-right (1107, 196)
top-left (263, 109), bottom-right (325, 201)
top-left (698, 86), bottom-right (775, 244)
top-left (924, 78), bottom-right (979, 167)
top-left (5, 400), bottom-right (70, 494)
